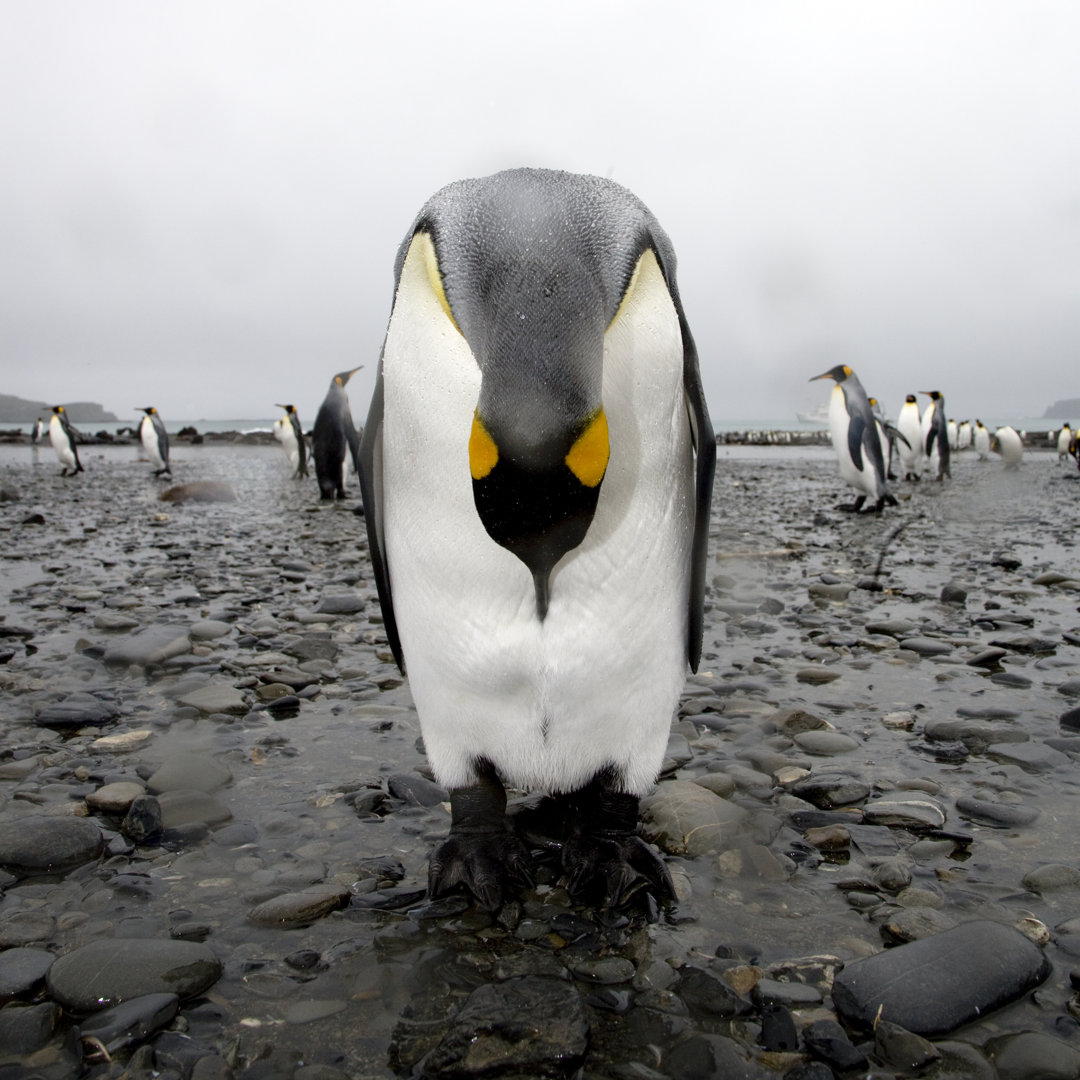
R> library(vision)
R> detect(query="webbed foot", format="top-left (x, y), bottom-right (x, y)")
top-left (427, 762), bottom-right (533, 911)
top-left (559, 770), bottom-right (675, 910)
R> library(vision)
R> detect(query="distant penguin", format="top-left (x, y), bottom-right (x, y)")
top-left (896, 394), bottom-right (924, 480)
top-left (274, 404), bottom-right (308, 478)
top-left (957, 420), bottom-right (972, 450)
top-left (313, 366), bottom-right (363, 500)
top-left (359, 168), bottom-right (715, 911)
top-left (973, 419), bottom-right (991, 460)
top-left (920, 391), bottom-right (951, 480)
top-left (1057, 423), bottom-right (1072, 460)
top-left (137, 407), bottom-right (171, 476)
top-left (992, 425), bottom-right (1024, 469)
top-left (30, 418), bottom-right (43, 445)
top-left (810, 365), bottom-right (897, 511)
top-left (49, 406), bottom-right (83, 476)
top-left (947, 418), bottom-right (958, 450)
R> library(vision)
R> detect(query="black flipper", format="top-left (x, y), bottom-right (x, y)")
top-left (357, 366), bottom-right (405, 673)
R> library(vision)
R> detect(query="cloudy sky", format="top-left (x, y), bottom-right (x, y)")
top-left (2, 1), bottom-right (1078, 424)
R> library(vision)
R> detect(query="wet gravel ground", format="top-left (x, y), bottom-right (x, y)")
top-left (1, 438), bottom-right (1079, 1079)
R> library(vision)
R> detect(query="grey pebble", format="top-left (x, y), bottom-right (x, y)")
top-left (899, 637), bottom-right (954, 657)
top-left (103, 624), bottom-right (191, 667)
top-left (0, 946), bottom-right (55, 1001)
top-left (46, 938), bottom-right (222, 1010)
top-left (0, 1000), bottom-right (62, 1054)
top-left (248, 883), bottom-right (351, 928)
top-left (986, 1030), bottom-right (1080, 1080)
top-left (0, 815), bottom-right (103, 874)
top-left (833, 920), bottom-right (1050, 1035)
top-left (79, 992), bottom-right (179, 1051)
top-left (793, 730), bottom-right (860, 755)
top-left (147, 753), bottom-right (232, 794)
top-left (955, 795), bottom-right (1039, 828)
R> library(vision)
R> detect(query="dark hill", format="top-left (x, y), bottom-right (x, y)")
top-left (1043, 398), bottom-right (1080, 420)
top-left (0, 393), bottom-right (118, 423)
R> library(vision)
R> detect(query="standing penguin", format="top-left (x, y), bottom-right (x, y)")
top-left (137, 407), bottom-right (171, 477)
top-left (920, 391), bottom-right (951, 480)
top-left (896, 394), bottom-right (924, 480)
top-left (48, 406), bottom-right (83, 476)
top-left (359, 169), bottom-right (715, 911)
top-left (957, 420), bottom-right (972, 450)
top-left (274, 404), bottom-right (308, 478)
top-left (1057, 423), bottom-right (1072, 460)
top-left (313, 367), bottom-right (363, 500)
top-left (30, 418), bottom-right (43, 445)
top-left (973, 419), bottom-right (991, 460)
top-left (810, 366), bottom-right (897, 511)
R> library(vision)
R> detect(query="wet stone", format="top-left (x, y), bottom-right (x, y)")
top-left (188, 619), bottom-right (232, 641)
top-left (175, 682), bottom-right (248, 714)
top-left (147, 752), bottom-right (232, 794)
top-left (862, 796), bottom-right (946, 830)
top-left (985, 1030), bottom-right (1080, 1080)
top-left (86, 780), bottom-right (147, 814)
top-left (79, 992), bottom-right (179, 1051)
top-left (387, 773), bottom-right (449, 807)
top-left (793, 730), bottom-right (860, 755)
top-left (1021, 864), bottom-right (1080, 893)
top-left (642, 779), bottom-right (749, 856)
top-left (899, 636), bottom-right (954, 656)
top-left (955, 796), bottom-right (1039, 828)
top-left (0, 815), bottom-right (103, 874)
top-left (675, 966), bottom-right (753, 1018)
top-left (314, 594), bottom-right (366, 615)
top-left (248, 884), bottom-right (351, 928)
top-left (0, 947), bottom-right (54, 1001)
top-left (422, 976), bottom-right (588, 1077)
top-left (35, 693), bottom-right (120, 730)
top-left (832, 919), bottom-right (1051, 1036)
top-left (157, 790), bottom-right (232, 830)
top-left (122, 794), bottom-right (164, 842)
top-left (790, 774), bottom-right (870, 809)
top-left (796, 666), bottom-right (842, 685)
top-left (0, 1000), bottom-right (62, 1054)
top-left (45, 938), bottom-right (222, 1009)
top-left (103, 625), bottom-right (191, 667)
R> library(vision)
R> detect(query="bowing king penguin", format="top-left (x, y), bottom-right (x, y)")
top-left (49, 406), bottom-right (83, 476)
top-left (137, 407), bottom-right (171, 477)
top-left (359, 169), bottom-right (715, 910)
top-left (810, 365), bottom-right (896, 511)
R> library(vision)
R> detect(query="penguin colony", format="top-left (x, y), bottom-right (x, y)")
top-left (359, 168), bottom-right (715, 910)
top-left (808, 371), bottom-right (1060, 508)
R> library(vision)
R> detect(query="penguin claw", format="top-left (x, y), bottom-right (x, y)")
top-left (563, 833), bottom-right (675, 910)
top-left (427, 829), bottom-right (533, 912)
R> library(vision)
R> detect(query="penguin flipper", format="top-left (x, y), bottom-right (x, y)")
top-left (673, 296), bottom-right (716, 675)
top-left (847, 414), bottom-right (866, 472)
top-left (358, 366), bottom-right (405, 673)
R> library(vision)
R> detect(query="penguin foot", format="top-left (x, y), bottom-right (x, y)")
top-left (427, 763), bottom-right (533, 911)
top-left (558, 771), bottom-right (675, 911)
top-left (840, 496), bottom-right (867, 513)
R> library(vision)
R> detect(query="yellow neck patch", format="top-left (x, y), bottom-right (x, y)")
top-left (469, 412), bottom-right (499, 479)
top-left (413, 231), bottom-right (461, 334)
top-left (565, 409), bottom-right (609, 488)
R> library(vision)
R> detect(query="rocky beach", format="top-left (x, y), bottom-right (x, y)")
top-left (1, 436), bottom-right (1080, 1079)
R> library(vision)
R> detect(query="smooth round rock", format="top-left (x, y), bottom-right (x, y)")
top-left (955, 796), bottom-right (1039, 829)
top-left (832, 920), bottom-right (1050, 1035)
top-left (0, 947), bottom-right (55, 1001)
top-left (46, 938), bottom-right (222, 1009)
top-left (0, 816), bottom-right (103, 873)
top-left (248, 884), bottom-right (350, 929)
top-left (147, 753), bottom-right (232, 794)
top-left (86, 781), bottom-right (147, 814)
top-left (793, 731), bottom-right (860, 755)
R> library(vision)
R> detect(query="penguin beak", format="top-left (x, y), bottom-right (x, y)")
top-left (469, 406), bottom-right (610, 621)
top-left (809, 371), bottom-right (834, 383)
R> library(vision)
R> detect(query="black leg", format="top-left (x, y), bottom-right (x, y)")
top-left (559, 769), bottom-right (675, 910)
top-left (427, 760), bottom-right (533, 911)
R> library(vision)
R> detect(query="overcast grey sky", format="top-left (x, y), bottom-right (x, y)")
top-left (2, 1), bottom-right (1078, 424)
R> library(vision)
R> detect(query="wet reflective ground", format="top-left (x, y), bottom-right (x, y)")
top-left (1, 440), bottom-right (1079, 1077)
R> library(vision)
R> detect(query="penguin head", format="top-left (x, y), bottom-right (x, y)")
top-left (138, 407), bottom-right (157, 415)
top-left (904, 394), bottom-right (918, 404)
top-left (275, 404), bottom-right (296, 415)
top-left (52, 406), bottom-right (64, 415)
top-left (332, 367), bottom-right (363, 388)
top-left (920, 390), bottom-right (943, 401)
top-left (395, 168), bottom-right (684, 617)
top-left (809, 364), bottom-right (852, 384)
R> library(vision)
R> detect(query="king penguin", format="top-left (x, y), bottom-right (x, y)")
top-left (973, 419), bottom-right (991, 460)
top-left (137, 407), bottom-right (171, 477)
top-left (809, 365), bottom-right (896, 511)
top-left (274, 404), bottom-right (309, 478)
top-left (48, 406), bottom-right (83, 476)
top-left (313, 367), bottom-right (363, 500)
top-left (31, 418), bottom-right (43, 445)
top-left (896, 394), bottom-right (924, 480)
top-left (359, 169), bottom-right (715, 911)
top-left (1057, 423), bottom-right (1072, 460)
top-left (991, 425), bottom-right (1024, 469)
top-left (920, 391), bottom-right (951, 480)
